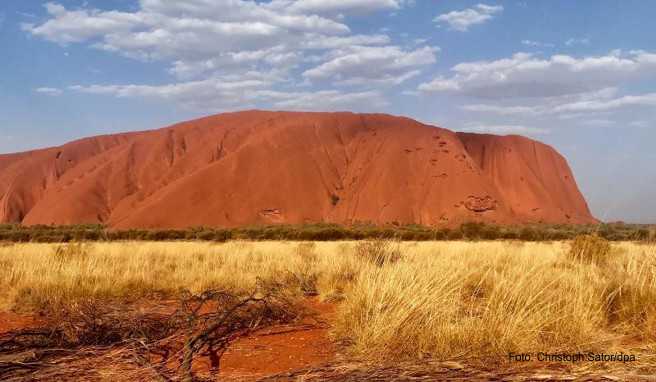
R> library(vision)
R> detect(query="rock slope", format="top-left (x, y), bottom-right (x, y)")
top-left (0, 111), bottom-right (595, 228)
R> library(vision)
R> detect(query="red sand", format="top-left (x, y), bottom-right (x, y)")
top-left (217, 299), bottom-right (335, 380)
top-left (0, 110), bottom-right (595, 228)
top-left (0, 311), bottom-right (40, 334)
top-left (0, 300), bottom-right (336, 381)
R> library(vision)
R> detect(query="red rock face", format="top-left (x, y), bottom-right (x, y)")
top-left (0, 111), bottom-right (596, 228)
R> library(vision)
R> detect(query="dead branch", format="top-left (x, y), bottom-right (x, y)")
top-left (1, 281), bottom-right (301, 381)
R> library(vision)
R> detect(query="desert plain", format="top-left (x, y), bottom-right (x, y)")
top-left (1, 238), bottom-right (656, 381)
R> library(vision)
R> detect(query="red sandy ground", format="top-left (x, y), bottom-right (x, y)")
top-left (0, 300), bottom-right (337, 381)
top-left (0, 311), bottom-right (40, 334)
top-left (218, 299), bottom-right (335, 380)
top-left (2, 301), bottom-right (653, 381)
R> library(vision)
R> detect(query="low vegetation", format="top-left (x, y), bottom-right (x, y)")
top-left (1, 238), bottom-right (655, 367)
top-left (0, 221), bottom-right (654, 243)
top-left (567, 234), bottom-right (612, 265)
top-left (354, 239), bottom-right (402, 266)
top-left (336, 239), bottom-right (656, 360)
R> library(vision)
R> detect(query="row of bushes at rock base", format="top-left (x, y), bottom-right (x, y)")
top-left (0, 222), bottom-right (654, 243)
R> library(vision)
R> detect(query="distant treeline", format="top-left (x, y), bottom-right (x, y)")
top-left (0, 222), bottom-right (654, 243)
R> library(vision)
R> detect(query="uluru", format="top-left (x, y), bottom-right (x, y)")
top-left (0, 111), bottom-right (595, 228)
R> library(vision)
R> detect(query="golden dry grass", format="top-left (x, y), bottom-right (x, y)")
top-left (335, 241), bottom-right (656, 360)
top-left (1, 240), bottom-right (655, 362)
top-left (0, 241), bottom-right (361, 310)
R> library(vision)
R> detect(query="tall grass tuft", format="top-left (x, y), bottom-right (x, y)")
top-left (567, 234), bottom-right (611, 265)
top-left (354, 239), bottom-right (402, 267)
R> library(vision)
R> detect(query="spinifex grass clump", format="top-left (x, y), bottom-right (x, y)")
top-left (567, 234), bottom-right (611, 265)
top-left (354, 239), bottom-right (402, 267)
top-left (289, 242), bottom-right (319, 296)
top-left (52, 242), bottom-right (89, 264)
top-left (601, 249), bottom-right (656, 338)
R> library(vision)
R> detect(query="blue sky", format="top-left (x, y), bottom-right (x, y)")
top-left (1, 0), bottom-right (655, 222)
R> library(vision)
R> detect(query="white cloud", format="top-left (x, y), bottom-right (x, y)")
top-left (459, 124), bottom-right (549, 135)
top-left (24, 1), bottom-right (403, 53)
top-left (69, 77), bottom-right (386, 112)
top-left (300, 34), bottom-right (390, 49)
top-left (303, 45), bottom-right (437, 85)
top-left (17, 11), bottom-right (37, 19)
top-left (418, 51), bottom-right (656, 98)
top-left (434, 4), bottom-right (503, 32)
top-left (258, 89), bottom-right (387, 110)
top-left (553, 93), bottom-right (656, 113)
top-left (35, 87), bottom-right (63, 96)
top-left (521, 40), bottom-right (554, 48)
top-left (137, 0), bottom-right (351, 34)
top-left (462, 88), bottom-right (620, 116)
top-left (565, 37), bottom-right (590, 47)
top-left (461, 104), bottom-right (537, 116)
top-left (22, 4), bottom-right (143, 44)
top-left (168, 46), bottom-right (302, 79)
top-left (629, 120), bottom-right (649, 128)
top-left (283, 0), bottom-right (408, 15)
top-left (579, 119), bottom-right (615, 127)
top-left (69, 75), bottom-right (273, 110)
top-left (556, 111), bottom-right (613, 121)
top-left (462, 87), bottom-right (656, 117)
top-left (23, 2), bottom-right (353, 66)
top-left (25, 1), bottom-right (431, 111)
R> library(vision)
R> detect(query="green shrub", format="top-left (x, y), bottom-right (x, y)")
top-left (447, 229), bottom-right (463, 240)
top-left (460, 222), bottom-right (487, 240)
top-left (519, 227), bottom-right (538, 241)
top-left (0, 222), bottom-right (653, 243)
top-left (635, 229), bottom-right (650, 241)
top-left (433, 229), bottom-right (450, 240)
top-left (213, 229), bottom-right (232, 242)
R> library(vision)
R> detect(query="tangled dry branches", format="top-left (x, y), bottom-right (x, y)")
top-left (0, 280), bottom-right (300, 381)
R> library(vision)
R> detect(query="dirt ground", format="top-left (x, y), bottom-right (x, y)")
top-left (2, 300), bottom-right (655, 381)
top-left (0, 311), bottom-right (41, 334)
top-left (217, 299), bottom-right (336, 380)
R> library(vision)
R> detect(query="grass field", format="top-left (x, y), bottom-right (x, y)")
top-left (2, 239), bottom-right (655, 365)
